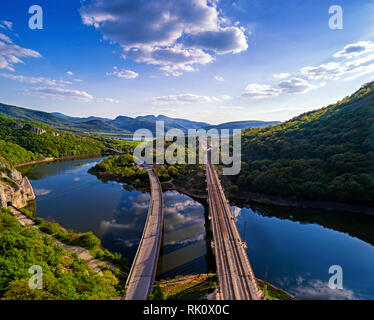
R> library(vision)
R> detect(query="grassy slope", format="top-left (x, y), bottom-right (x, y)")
top-left (0, 209), bottom-right (120, 300)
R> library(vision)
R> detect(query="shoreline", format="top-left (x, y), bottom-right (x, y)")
top-left (229, 189), bottom-right (374, 216)
top-left (15, 153), bottom-right (104, 168)
top-left (90, 167), bottom-right (374, 216)
top-left (157, 274), bottom-right (295, 300)
top-left (19, 154), bottom-right (374, 216)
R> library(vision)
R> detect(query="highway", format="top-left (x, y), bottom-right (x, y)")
top-left (205, 156), bottom-right (260, 300)
top-left (124, 166), bottom-right (164, 300)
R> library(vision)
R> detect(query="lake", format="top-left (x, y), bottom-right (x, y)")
top-left (21, 157), bottom-right (374, 300)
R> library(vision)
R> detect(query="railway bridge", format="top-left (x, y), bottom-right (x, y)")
top-left (205, 155), bottom-right (261, 300)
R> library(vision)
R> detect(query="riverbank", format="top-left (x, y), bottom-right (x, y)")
top-left (162, 168), bottom-right (374, 216)
top-left (225, 186), bottom-right (374, 216)
top-left (15, 153), bottom-right (104, 168)
top-left (89, 155), bottom-right (374, 216)
top-left (153, 274), bottom-right (294, 300)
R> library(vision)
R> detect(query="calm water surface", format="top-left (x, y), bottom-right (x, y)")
top-left (21, 158), bottom-right (374, 300)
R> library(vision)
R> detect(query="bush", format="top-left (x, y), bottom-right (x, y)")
top-left (34, 217), bottom-right (44, 225)
top-left (75, 232), bottom-right (101, 250)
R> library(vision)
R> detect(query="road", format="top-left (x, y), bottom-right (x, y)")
top-left (205, 157), bottom-right (260, 300)
top-left (124, 167), bottom-right (164, 300)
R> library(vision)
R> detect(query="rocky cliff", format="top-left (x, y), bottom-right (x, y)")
top-left (0, 162), bottom-right (35, 209)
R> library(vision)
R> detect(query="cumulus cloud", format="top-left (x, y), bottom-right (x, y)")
top-left (242, 84), bottom-right (281, 99)
top-left (28, 87), bottom-right (94, 102)
top-left (152, 93), bottom-right (219, 105)
top-left (67, 71), bottom-right (74, 76)
top-left (124, 44), bottom-right (214, 76)
top-left (278, 77), bottom-right (321, 94)
top-left (243, 41), bottom-right (374, 99)
top-left (300, 62), bottom-right (345, 80)
top-left (242, 78), bottom-right (323, 99)
top-left (182, 26), bottom-right (248, 54)
top-left (302, 44), bottom-right (374, 82)
top-left (0, 73), bottom-right (72, 86)
top-left (80, 0), bottom-right (248, 75)
top-left (107, 67), bottom-right (139, 79)
top-left (273, 73), bottom-right (290, 79)
top-left (333, 41), bottom-right (374, 58)
top-left (214, 75), bottom-right (224, 82)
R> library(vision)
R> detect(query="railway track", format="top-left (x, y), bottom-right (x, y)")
top-left (206, 160), bottom-right (260, 300)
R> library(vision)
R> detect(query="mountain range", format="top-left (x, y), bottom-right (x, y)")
top-left (0, 103), bottom-right (280, 136)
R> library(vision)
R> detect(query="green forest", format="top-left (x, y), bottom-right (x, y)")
top-left (89, 154), bottom-right (148, 186)
top-left (229, 81), bottom-right (374, 206)
top-left (0, 114), bottom-right (137, 166)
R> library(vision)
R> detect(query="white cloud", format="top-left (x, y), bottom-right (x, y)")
top-left (273, 73), bottom-right (290, 79)
top-left (300, 62), bottom-right (345, 80)
top-left (96, 97), bottom-right (120, 103)
top-left (67, 71), bottom-right (74, 76)
top-left (243, 40), bottom-right (374, 99)
top-left (80, 0), bottom-right (248, 75)
top-left (124, 44), bottom-right (214, 75)
top-left (242, 84), bottom-right (281, 99)
top-left (278, 77), bottom-right (321, 94)
top-left (214, 75), bottom-right (224, 82)
top-left (107, 67), bottom-right (139, 79)
top-left (221, 95), bottom-right (232, 100)
top-left (152, 93), bottom-right (219, 105)
top-left (26, 86), bottom-right (119, 104)
top-left (301, 46), bottom-right (374, 82)
top-left (28, 87), bottom-right (94, 102)
top-left (290, 277), bottom-right (356, 300)
top-left (242, 78), bottom-right (323, 99)
top-left (333, 41), bottom-right (374, 58)
top-left (34, 188), bottom-right (52, 196)
top-left (182, 26), bottom-right (248, 54)
top-left (0, 40), bottom-right (41, 71)
top-left (0, 33), bottom-right (12, 44)
top-left (0, 73), bottom-right (72, 86)
top-left (0, 21), bottom-right (13, 30)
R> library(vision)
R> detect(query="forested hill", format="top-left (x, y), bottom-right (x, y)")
top-left (0, 114), bottom-right (108, 166)
top-left (232, 81), bottom-right (374, 207)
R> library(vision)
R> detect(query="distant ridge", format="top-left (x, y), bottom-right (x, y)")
top-left (0, 102), bottom-right (280, 135)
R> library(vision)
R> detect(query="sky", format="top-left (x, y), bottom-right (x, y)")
top-left (1, 0), bottom-right (374, 124)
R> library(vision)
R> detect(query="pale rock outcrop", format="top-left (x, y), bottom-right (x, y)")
top-left (0, 162), bottom-right (35, 209)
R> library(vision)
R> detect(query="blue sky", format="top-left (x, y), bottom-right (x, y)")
top-left (0, 0), bottom-right (374, 124)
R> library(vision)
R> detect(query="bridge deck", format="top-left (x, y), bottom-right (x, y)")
top-left (124, 168), bottom-right (163, 300)
top-left (206, 161), bottom-right (260, 300)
